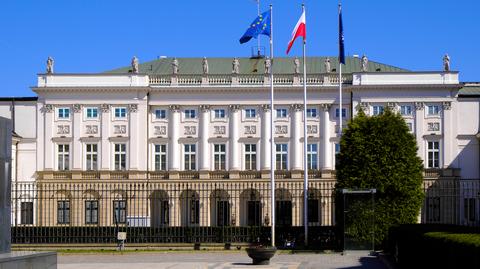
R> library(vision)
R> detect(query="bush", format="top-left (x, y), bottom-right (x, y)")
top-left (335, 109), bottom-right (424, 247)
top-left (388, 224), bottom-right (480, 268)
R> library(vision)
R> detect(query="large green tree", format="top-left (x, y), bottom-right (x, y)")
top-left (335, 109), bottom-right (424, 246)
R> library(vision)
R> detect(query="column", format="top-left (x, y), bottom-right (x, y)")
top-left (261, 105), bottom-right (271, 170)
top-left (321, 104), bottom-right (332, 169)
top-left (72, 104), bottom-right (82, 170)
top-left (442, 101), bottom-right (453, 167)
top-left (128, 104), bottom-right (139, 170)
top-left (43, 105), bottom-right (54, 170)
top-left (291, 104), bottom-right (303, 170)
top-left (169, 105), bottom-right (181, 171)
top-left (415, 102), bottom-right (425, 162)
top-left (100, 104), bottom-right (111, 170)
top-left (229, 105), bottom-right (241, 171)
top-left (37, 102), bottom-right (46, 171)
top-left (199, 105), bottom-right (210, 171)
top-left (137, 95), bottom-right (148, 171)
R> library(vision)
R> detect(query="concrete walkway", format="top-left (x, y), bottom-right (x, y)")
top-left (58, 252), bottom-right (389, 269)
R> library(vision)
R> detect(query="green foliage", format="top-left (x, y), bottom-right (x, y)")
top-left (425, 232), bottom-right (480, 247)
top-left (335, 109), bottom-right (424, 246)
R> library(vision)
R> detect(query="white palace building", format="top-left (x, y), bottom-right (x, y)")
top-left (1, 56), bottom-right (479, 232)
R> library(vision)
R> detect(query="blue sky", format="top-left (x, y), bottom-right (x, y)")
top-left (1, 0), bottom-right (479, 96)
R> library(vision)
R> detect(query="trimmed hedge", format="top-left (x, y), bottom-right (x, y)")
top-left (388, 224), bottom-right (480, 269)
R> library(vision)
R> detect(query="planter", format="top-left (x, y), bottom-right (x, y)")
top-left (245, 247), bottom-right (277, 265)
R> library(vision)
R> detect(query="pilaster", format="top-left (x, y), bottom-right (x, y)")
top-left (200, 105), bottom-right (210, 171)
top-left (229, 105), bottom-right (241, 171)
top-left (321, 104), bottom-right (332, 169)
top-left (72, 104), bottom-right (82, 170)
top-left (291, 104), bottom-right (303, 170)
top-left (261, 105), bottom-right (271, 170)
top-left (169, 105), bottom-right (181, 171)
top-left (100, 104), bottom-right (110, 170)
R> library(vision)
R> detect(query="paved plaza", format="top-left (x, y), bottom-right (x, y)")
top-left (58, 251), bottom-right (389, 269)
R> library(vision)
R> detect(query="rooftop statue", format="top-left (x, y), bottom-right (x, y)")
top-left (46, 56), bottom-right (54, 74)
top-left (264, 57), bottom-right (271, 74)
top-left (324, 57), bottom-right (331, 73)
top-left (361, 54), bottom-right (369, 72)
top-left (202, 57), bottom-right (209, 74)
top-left (131, 56), bottom-right (139, 73)
top-left (443, 54), bottom-right (450, 72)
top-left (172, 58), bottom-right (179, 75)
top-left (294, 57), bottom-right (300, 74)
top-left (232, 57), bottom-right (240, 74)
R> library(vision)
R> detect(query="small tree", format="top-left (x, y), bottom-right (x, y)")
top-left (335, 109), bottom-right (424, 247)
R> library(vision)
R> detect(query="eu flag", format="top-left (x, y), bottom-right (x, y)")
top-left (239, 10), bottom-right (271, 44)
top-left (339, 4), bottom-right (345, 64)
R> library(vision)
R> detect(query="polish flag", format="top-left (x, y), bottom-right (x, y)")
top-left (286, 10), bottom-right (306, 54)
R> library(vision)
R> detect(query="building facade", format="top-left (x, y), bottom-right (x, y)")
top-left (4, 56), bottom-right (480, 231)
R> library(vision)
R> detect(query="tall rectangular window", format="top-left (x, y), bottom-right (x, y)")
top-left (57, 144), bottom-right (70, 171)
top-left (58, 108), bottom-right (70, 119)
top-left (86, 107), bottom-right (98, 119)
top-left (20, 202), bottom-right (33, 225)
top-left (308, 199), bottom-right (319, 223)
top-left (214, 144), bottom-right (226, 170)
top-left (184, 109), bottom-right (196, 119)
top-left (114, 107), bottom-right (127, 118)
top-left (154, 144), bottom-right (167, 171)
top-left (276, 108), bottom-right (287, 118)
top-left (85, 144), bottom-right (98, 170)
top-left (464, 198), bottom-right (477, 223)
top-left (400, 105), bottom-right (412, 116)
top-left (245, 144), bottom-right (257, 170)
top-left (57, 200), bottom-right (70, 224)
top-left (427, 105), bottom-right (440, 116)
top-left (245, 108), bottom-right (256, 118)
top-left (276, 144), bottom-right (288, 170)
top-left (372, 105), bottom-right (384, 115)
top-left (307, 108), bottom-right (317, 118)
top-left (85, 200), bottom-right (98, 224)
top-left (190, 199), bottom-right (200, 225)
top-left (114, 143), bottom-right (127, 170)
top-left (155, 109), bottom-right (166, 119)
top-left (335, 108), bottom-right (346, 118)
top-left (184, 144), bottom-right (196, 170)
top-left (427, 141), bottom-right (440, 168)
top-left (113, 200), bottom-right (126, 224)
top-left (214, 109), bottom-right (225, 119)
top-left (307, 144), bottom-right (318, 170)
top-left (426, 197), bottom-right (440, 222)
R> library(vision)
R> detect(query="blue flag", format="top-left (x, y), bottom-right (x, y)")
top-left (239, 10), bottom-right (271, 44)
top-left (339, 4), bottom-right (345, 64)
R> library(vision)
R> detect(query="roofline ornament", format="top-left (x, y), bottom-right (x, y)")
top-left (415, 102), bottom-right (425, 110)
top-left (41, 104), bottom-right (53, 113)
top-left (101, 104), bottom-right (110, 113)
top-left (73, 104), bottom-right (82, 113)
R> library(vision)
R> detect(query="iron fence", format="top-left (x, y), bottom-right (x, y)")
top-left (10, 178), bottom-right (480, 247)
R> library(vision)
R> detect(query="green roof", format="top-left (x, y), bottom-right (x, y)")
top-left (106, 56), bottom-right (409, 75)
top-left (459, 84), bottom-right (480, 97)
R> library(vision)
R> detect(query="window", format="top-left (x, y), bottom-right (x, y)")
top-left (276, 200), bottom-right (292, 226)
top-left (114, 143), bottom-right (127, 170)
top-left (114, 107), bottom-right (127, 118)
top-left (214, 144), bottom-right (226, 170)
top-left (155, 109), bottom-right (166, 119)
top-left (20, 202), bottom-right (33, 225)
top-left (58, 108), bottom-right (70, 119)
top-left (85, 107), bottom-right (98, 119)
top-left (184, 109), bottom-right (196, 119)
top-left (154, 144), bottom-right (167, 171)
top-left (400, 105), bottom-right (412, 116)
top-left (308, 198), bottom-right (319, 223)
top-left (247, 200), bottom-right (261, 226)
top-left (407, 122), bottom-right (413, 132)
top-left (57, 144), bottom-right (70, 171)
top-left (276, 108), bottom-right (287, 118)
top-left (85, 200), bottom-right (98, 224)
top-left (307, 108), bottom-right (317, 118)
top-left (464, 198), bottom-right (477, 223)
top-left (85, 144), bottom-right (98, 171)
top-left (57, 200), bottom-right (70, 224)
top-left (113, 200), bottom-right (126, 224)
top-left (214, 109), bottom-right (225, 119)
top-left (184, 144), bottom-right (196, 170)
top-left (189, 199), bottom-right (200, 225)
top-left (335, 143), bottom-right (341, 164)
top-left (335, 108), bottom-right (346, 118)
top-left (426, 197), bottom-right (440, 222)
top-left (427, 141), bottom-right (440, 168)
top-left (307, 144), bottom-right (318, 170)
top-left (372, 105), bottom-right (384, 115)
top-left (276, 144), bottom-right (288, 170)
top-left (427, 105), bottom-right (440, 116)
top-left (245, 144), bottom-right (257, 170)
top-left (245, 108), bottom-right (256, 118)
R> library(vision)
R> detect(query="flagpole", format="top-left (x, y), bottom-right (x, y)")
top-left (301, 3), bottom-right (309, 247)
top-left (338, 3), bottom-right (343, 136)
top-left (257, 0), bottom-right (261, 57)
top-left (269, 3), bottom-right (275, 248)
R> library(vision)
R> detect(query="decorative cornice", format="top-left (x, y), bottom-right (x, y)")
top-left (442, 101), bottom-right (451, 110)
top-left (261, 104), bottom-right (271, 112)
top-left (169, 105), bottom-right (181, 112)
top-left (290, 104), bottom-right (303, 112)
top-left (199, 105), bottom-right (210, 112)
top-left (101, 104), bottom-right (110, 113)
top-left (40, 104), bottom-right (53, 113)
top-left (321, 104), bottom-right (332, 111)
top-left (128, 104), bottom-right (138, 113)
top-left (415, 102), bottom-right (425, 110)
top-left (73, 104), bottom-right (82, 113)
top-left (229, 104), bottom-right (240, 112)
